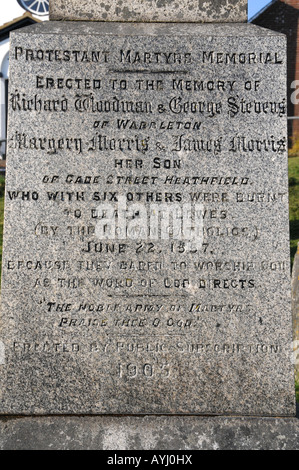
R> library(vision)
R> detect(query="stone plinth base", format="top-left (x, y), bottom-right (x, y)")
top-left (0, 410), bottom-right (298, 450)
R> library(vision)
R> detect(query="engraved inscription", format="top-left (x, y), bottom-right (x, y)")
top-left (0, 28), bottom-right (293, 415)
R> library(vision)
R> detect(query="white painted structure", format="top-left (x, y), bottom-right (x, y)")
top-left (0, 39), bottom-right (9, 158)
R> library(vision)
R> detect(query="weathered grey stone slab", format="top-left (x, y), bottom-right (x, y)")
top-left (0, 414), bottom-right (298, 450)
top-left (49, 0), bottom-right (248, 23)
top-left (0, 22), bottom-right (295, 416)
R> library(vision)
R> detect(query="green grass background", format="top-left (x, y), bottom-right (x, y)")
top-left (0, 176), bottom-right (5, 277)
top-left (0, 161), bottom-right (299, 403)
top-left (290, 156), bottom-right (299, 403)
top-left (289, 155), bottom-right (299, 265)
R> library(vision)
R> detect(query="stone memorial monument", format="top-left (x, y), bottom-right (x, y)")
top-left (0, 0), bottom-right (298, 450)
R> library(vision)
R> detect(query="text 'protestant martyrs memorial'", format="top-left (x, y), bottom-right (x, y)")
top-left (0, 21), bottom-right (295, 416)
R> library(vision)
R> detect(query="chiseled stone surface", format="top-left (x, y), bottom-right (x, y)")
top-left (0, 22), bottom-right (295, 416)
top-left (0, 414), bottom-right (298, 450)
top-left (49, 0), bottom-right (248, 23)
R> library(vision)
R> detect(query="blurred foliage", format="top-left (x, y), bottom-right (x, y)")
top-left (0, 177), bottom-right (4, 280)
top-left (289, 155), bottom-right (299, 265)
top-left (289, 137), bottom-right (299, 158)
